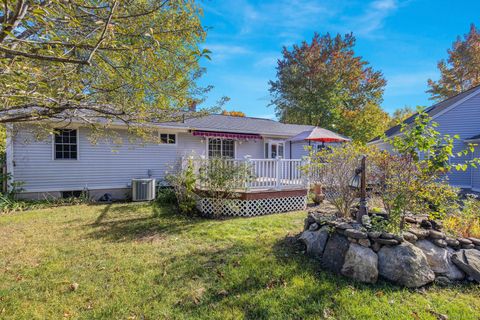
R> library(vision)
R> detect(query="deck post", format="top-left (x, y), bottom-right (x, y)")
top-left (244, 155), bottom-right (251, 191)
top-left (275, 156), bottom-right (281, 190)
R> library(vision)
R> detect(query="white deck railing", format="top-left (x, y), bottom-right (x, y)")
top-left (184, 156), bottom-right (308, 191)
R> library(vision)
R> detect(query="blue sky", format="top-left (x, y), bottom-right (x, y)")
top-left (197, 0), bottom-right (480, 119)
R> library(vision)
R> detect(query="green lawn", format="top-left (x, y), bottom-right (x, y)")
top-left (0, 204), bottom-right (479, 319)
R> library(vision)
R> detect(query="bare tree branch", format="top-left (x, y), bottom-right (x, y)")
top-left (86, 1), bottom-right (118, 64)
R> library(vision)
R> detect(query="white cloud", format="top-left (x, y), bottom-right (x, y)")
top-left (343, 0), bottom-right (399, 37)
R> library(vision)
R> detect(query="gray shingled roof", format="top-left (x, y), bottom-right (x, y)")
top-left (160, 114), bottom-right (315, 137)
top-left (369, 85), bottom-right (480, 143)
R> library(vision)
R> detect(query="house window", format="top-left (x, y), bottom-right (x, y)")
top-left (265, 141), bottom-right (284, 158)
top-left (54, 129), bottom-right (78, 160)
top-left (160, 133), bottom-right (176, 144)
top-left (208, 138), bottom-right (235, 158)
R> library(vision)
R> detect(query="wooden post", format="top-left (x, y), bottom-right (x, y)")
top-left (357, 155), bottom-right (368, 223)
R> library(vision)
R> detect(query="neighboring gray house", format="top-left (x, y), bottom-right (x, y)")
top-left (369, 85), bottom-right (480, 191)
top-left (6, 114), bottom-right (330, 200)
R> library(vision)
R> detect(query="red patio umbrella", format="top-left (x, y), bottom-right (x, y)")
top-left (289, 127), bottom-right (350, 143)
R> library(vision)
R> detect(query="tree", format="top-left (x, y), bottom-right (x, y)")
top-left (221, 110), bottom-right (245, 117)
top-left (338, 102), bottom-right (390, 143)
top-left (388, 106), bottom-right (417, 127)
top-left (427, 24), bottom-right (480, 101)
top-left (269, 32), bottom-right (386, 141)
top-left (0, 1), bottom-right (211, 131)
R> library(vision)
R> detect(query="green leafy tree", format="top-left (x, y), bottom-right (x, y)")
top-left (338, 102), bottom-right (390, 143)
top-left (0, 0), bottom-right (212, 131)
top-left (388, 106), bottom-right (417, 127)
top-left (427, 24), bottom-right (480, 101)
top-left (269, 32), bottom-right (386, 142)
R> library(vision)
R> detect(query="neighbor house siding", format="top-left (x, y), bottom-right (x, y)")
top-left (472, 147), bottom-right (480, 191)
top-left (373, 91), bottom-right (480, 189)
top-left (433, 92), bottom-right (480, 188)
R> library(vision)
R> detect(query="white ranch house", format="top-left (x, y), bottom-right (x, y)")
top-left (6, 114), bottom-right (340, 202)
top-left (369, 85), bottom-right (480, 192)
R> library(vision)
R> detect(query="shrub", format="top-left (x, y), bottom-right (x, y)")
top-left (155, 187), bottom-right (177, 206)
top-left (368, 111), bottom-right (477, 231)
top-left (197, 158), bottom-right (254, 216)
top-left (444, 195), bottom-right (480, 238)
top-left (165, 157), bottom-right (197, 215)
top-left (303, 143), bottom-right (366, 218)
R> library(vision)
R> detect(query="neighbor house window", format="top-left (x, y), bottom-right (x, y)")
top-left (54, 129), bottom-right (78, 160)
top-left (160, 133), bottom-right (176, 144)
top-left (208, 138), bottom-right (235, 158)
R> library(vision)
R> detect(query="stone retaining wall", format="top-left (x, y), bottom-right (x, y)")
top-left (300, 212), bottom-right (480, 288)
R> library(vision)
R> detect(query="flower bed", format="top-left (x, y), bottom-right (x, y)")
top-left (300, 212), bottom-right (480, 288)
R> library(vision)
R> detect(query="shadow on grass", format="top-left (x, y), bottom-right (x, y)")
top-left (85, 203), bottom-right (209, 242)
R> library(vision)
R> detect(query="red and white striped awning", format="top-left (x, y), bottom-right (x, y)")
top-left (192, 130), bottom-right (262, 140)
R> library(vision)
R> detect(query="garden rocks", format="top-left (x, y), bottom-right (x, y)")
top-left (308, 222), bottom-right (320, 231)
top-left (429, 230), bottom-right (446, 239)
top-left (432, 239), bottom-right (448, 248)
top-left (445, 248), bottom-right (465, 281)
top-left (299, 213), bottom-right (480, 287)
top-left (468, 237), bottom-right (480, 246)
top-left (299, 226), bottom-right (329, 259)
top-left (341, 244), bottom-right (378, 284)
top-left (322, 232), bottom-right (350, 273)
top-left (403, 232), bottom-right (418, 243)
top-left (415, 240), bottom-right (449, 274)
top-left (451, 249), bottom-right (480, 282)
top-left (415, 240), bottom-right (462, 280)
top-left (408, 228), bottom-right (430, 240)
top-left (374, 238), bottom-right (399, 246)
top-left (445, 238), bottom-right (460, 248)
top-left (378, 242), bottom-right (435, 288)
top-left (344, 229), bottom-right (368, 239)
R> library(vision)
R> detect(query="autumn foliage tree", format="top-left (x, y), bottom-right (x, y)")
top-left (0, 0), bottom-right (212, 133)
top-left (269, 32), bottom-right (387, 143)
top-left (427, 24), bottom-right (480, 101)
top-left (221, 110), bottom-right (245, 117)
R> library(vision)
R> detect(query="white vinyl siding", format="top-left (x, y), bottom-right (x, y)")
top-left (12, 128), bottom-right (280, 193)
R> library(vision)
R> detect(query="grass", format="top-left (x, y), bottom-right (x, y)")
top-left (0, 203), bottom-right (479, 319)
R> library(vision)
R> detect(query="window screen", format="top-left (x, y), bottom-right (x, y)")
top-left (208, 138), bottom-right (235, 158)
top-left (160, 133), bottom-right (176, 144)
top-left (54, 129), bottom-right (78, 160)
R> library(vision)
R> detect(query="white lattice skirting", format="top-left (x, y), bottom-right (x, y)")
top-left (196, 195), bottom-right (307, 217)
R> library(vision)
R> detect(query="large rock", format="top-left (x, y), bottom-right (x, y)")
top-left (451, 249), bottom-right (480, 282)
top-left (446, 248), bottom-right (465, 281)
top-left (415, 240), bottom-right (464, 280)
top-left (378, 241), bottom-right (435, 288)
top-left (322, 232), bottom-right (350, 273)
top-left (341, 244), bottom-right (378, 284)
top-left (415, 240), bottom-right (449, 274)
top-left (299, 226), bottom-right (329, 259)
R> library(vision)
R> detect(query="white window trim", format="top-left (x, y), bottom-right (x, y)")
top-left (52, 128), bottom-right (80, 161)
top-left (206, 137), bottom-right (236, 159)
top-left (158, 132), bottom-right (177, 146)
top-left (265, 140), bottom-right (285, 159)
